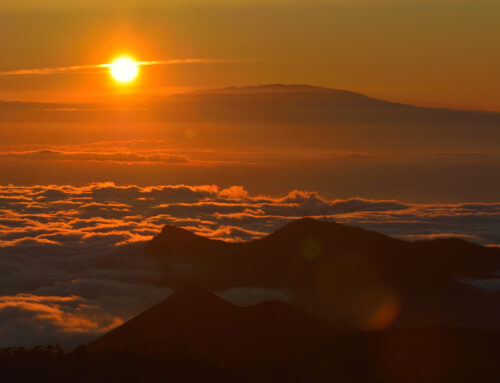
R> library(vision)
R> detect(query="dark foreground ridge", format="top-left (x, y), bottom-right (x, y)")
top-left (88, 286), bottom-right (335, 362)
top-left (1, 288), bottom-right (499, 382)
top-left (146, 218), bottom-right (500, 329)
top-left (2, 219), bottom-right (499, 382)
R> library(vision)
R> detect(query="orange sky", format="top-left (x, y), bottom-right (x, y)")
top-left (0, 0), bottom-right (499, 110)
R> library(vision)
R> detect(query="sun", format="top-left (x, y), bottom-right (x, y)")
top-left (110, 57), bottom-right (138, 83)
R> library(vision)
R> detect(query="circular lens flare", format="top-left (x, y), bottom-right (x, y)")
top-left (110, 57), bottom-right (138, 83)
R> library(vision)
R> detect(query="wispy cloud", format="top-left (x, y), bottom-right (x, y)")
top-left (0, 149), bottom-right (191, 165)
top-left (0, 140), bottom-right (263, 167)
top-left (0, 63), bottom-right (110, 76)
top-left (0, 58), bottom-right (254, 76)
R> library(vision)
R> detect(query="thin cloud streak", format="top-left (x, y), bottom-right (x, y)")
top-left (0, 63), bottom-right (110, 76)
top-left (0, 58), bottom-right (254, 76)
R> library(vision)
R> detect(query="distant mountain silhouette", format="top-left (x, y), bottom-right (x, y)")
top-left (146, 218), bottom-right (500, 328)
top-left (184, 84), bottom-right (406, 107)
top-left (89, 286), bottom-right (335, 365)
top-left (3, 84), bottom-right (500, 150)
top-left (151, 84), bottom-right (500, 127)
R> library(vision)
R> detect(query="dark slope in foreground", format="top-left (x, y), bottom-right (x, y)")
top-left (83, 288), bottom-right (498, 381)
top-left (84, 288), bottom-right (499, 381)
top-left (3, 291), bottom-right (500, 382)
top-left (88, 287), bottom-right (334, 365)
top-left (146, 218), bottom-right (500, 328)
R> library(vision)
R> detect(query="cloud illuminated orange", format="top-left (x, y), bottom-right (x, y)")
top-left (0, 58), bottom-right (258, 77)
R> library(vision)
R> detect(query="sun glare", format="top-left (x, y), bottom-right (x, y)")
top-left (110, 57), bottom-right (138, 83)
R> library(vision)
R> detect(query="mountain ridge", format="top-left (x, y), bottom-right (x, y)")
top-left (88, 286), bottom-right (335, 365)
top-left (2, 84), bottom-right (499, 114)
top-left (145, 218), bottom-right (500, 329)
top-left (149, 217), bottom-right (489, 251)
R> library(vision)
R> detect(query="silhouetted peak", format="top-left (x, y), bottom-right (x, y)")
top-left (259, 218), bottom-right (393, 249)
top-left (148, 224), bottom-right (211, 248)
top-left (160, 224), bottom-right (195, 236)
top-left (267, 218), bottom-right (353, 237)
top-left (164, 286), bottom-right (228, 306)
top-left (138, 287), bottom-right (232, 319)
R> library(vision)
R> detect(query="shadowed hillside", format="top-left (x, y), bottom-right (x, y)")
top-left (2, 289), bottom-right (499, 382)
top-left (145, 218), bottom-right (500, 328)
top-left (89, 286), bottom-right (335, 365)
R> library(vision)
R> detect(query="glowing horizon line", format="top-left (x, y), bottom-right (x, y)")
top-left (0, 58), bottom-right (256, 76)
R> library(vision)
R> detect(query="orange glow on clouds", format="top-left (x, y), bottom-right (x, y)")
top-left (0, 294), bottom-right (123, 334)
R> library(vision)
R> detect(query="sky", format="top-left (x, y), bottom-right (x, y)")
top-left (0, 0), bottom-right (499, 109)
top-left (1, 0), bottom-right (500, 348)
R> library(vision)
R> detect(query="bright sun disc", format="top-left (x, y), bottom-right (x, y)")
top-left (110, 57), bottom-right (138, 82)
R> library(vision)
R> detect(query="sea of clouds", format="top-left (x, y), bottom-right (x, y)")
top-left (1, 182), bottom-right (499, 348)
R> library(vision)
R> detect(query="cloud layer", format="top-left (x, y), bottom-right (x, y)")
top-left (1, 182), bottom-right (500, 348)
